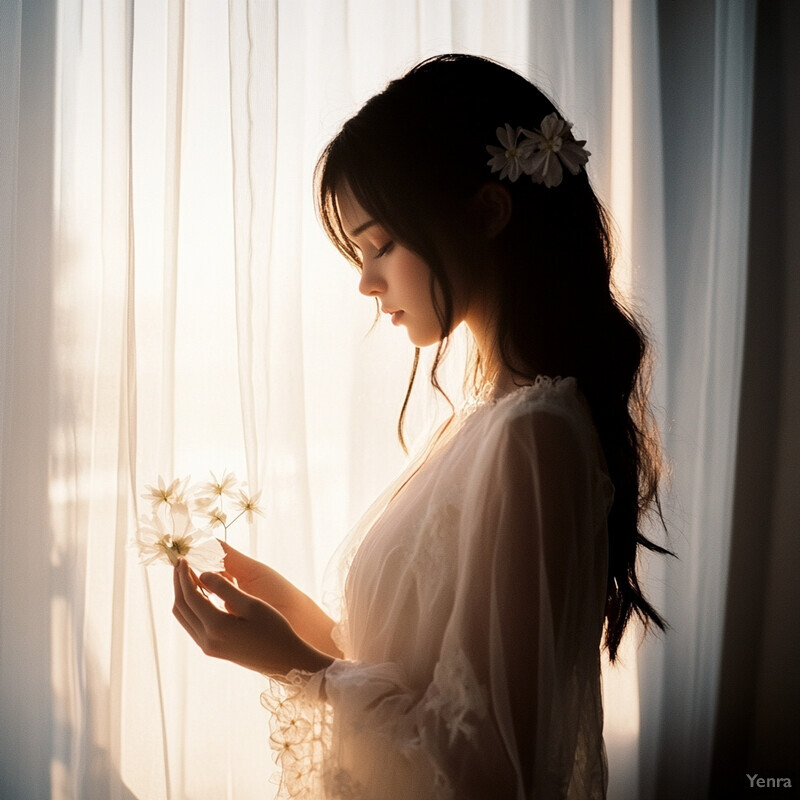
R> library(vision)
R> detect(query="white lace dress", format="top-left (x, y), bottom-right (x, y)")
top-left (263, 377), bottom-right (612, 799)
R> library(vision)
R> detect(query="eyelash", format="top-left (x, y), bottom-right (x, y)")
top-left (375, 241), bottom-right (394, 258)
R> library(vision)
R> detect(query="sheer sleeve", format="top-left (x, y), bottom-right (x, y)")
top-left (263, 384), bottom-right (611, 799)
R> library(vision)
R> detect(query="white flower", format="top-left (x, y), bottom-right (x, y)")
top-left (134, 502), bottom-right (225, 572)
top-left (233, 489), bottom-right (264, 524)
top-left (204, 506), bottom-right (228, 529)
top-left (486, 124), bottom-right (535, 182)
top-left (521, 112), bottom-right (590, 188)
top-left (141, 475), bottom-right (189, 511)
top-left (196, 469), bottom-right (240, 503)
top-left (136, 470), bottom-right (262, 561)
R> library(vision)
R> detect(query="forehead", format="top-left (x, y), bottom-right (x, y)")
top-left (335, 183), bottom-right (374, 238)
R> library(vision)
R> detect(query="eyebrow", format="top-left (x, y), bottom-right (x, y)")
top-left (348, 219), bottom-right (377, 239)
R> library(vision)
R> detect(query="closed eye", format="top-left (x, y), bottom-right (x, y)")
top-left (375, 241), bottom-right (394, 258)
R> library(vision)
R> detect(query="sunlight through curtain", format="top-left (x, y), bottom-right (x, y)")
top-left (0, 1), bottom-right (757, 798)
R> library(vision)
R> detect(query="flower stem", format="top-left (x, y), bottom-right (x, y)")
top-left (222, 509), bottom-right (247, 542)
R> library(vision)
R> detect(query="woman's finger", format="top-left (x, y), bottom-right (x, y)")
top-left (177, 560), bottom-right (222, 621)
top-left (219, 540), bottom-right (260, 577)
top-left (172, 561), bottom-right (203, 640)
top-left (219, 540), bottom-right (238, 557)
top-left (199, 571), bottom-right (254, 617)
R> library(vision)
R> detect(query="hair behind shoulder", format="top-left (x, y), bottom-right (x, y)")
top-left (315, 53), bottom-right (670, 660)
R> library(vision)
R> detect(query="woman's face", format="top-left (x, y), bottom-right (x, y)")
top-left (337, 185), bottom-right (465, 347)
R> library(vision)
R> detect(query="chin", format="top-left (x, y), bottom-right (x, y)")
top-left (403, 318), bottom-right (454, 348)
top-left (407, 331), bottom-right (444, 348)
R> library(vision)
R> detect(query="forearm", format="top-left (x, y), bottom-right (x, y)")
top-left (222, 544), bottom-right (344, 660)
top-left (286, 591), bottom-right (343, 659)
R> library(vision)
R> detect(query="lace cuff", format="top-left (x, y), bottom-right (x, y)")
top-left (262, 669), bottom-right (330, 799)
top-left (262, 662), bottom-right (402, 799)
top-left (262, 655), bottom-right (489, 799)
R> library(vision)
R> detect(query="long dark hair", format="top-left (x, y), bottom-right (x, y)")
top-left (316, 54), bottom-right (668, 661)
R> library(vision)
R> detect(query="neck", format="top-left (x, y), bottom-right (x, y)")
top-left (466, 321), bottom-right (521, 401)
top-left (464, 277), bottom-right (533, 400)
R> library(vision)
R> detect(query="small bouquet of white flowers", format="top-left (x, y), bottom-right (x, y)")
top-left (133, 471), bottom-right (263, 572)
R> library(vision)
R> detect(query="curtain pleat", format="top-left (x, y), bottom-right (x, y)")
top-left (159, 0), bottom-right (185, 476)
top-left (227, 0), bottom-right (277, 541)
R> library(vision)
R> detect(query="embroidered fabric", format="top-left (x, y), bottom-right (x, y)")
top-left (263, 377), bottom-right (612, 799)
top-left (422, 648), bottom-right (488, 746)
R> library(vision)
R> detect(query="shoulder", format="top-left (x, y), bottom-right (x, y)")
top-left (454, 377), bottom-right (612, 546)
top-left (454, 376), bottom-right (605, 491)
top-left (474, 377), bottom-right (593, 448)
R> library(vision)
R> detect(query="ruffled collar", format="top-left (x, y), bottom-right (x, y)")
top-left (462, 374), bottom-right (577, 413)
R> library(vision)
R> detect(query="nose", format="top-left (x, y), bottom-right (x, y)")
top-left (358, 257), bottom-right (387, 297)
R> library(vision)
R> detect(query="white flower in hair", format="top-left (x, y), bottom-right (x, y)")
top-left (522, 112), bottom-right (590, 188)
top-left (486, 124), bottom-right (535, 182)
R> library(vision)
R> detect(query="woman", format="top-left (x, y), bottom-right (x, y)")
top-left (173, 54), bottom-right (669, 799)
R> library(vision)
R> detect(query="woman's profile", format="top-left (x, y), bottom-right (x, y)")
top-left (172, 54), bottom-right (669, 799)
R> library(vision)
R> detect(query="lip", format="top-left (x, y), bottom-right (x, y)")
top-left (381, 306), bottom-right (403, 324)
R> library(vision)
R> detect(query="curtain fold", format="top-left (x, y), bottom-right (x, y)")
top-left (1, 2), bottom-right (55, 798)
top-left (636, 3), bottom-right (756, 798)
top-left (712, 2), bottom-right (800, 791)
top-left (0, 1), bottom-right (768, 798)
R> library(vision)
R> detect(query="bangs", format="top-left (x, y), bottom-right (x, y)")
top-left (315, 143), bottom-right (363, 269)
top-left (315, 115), bottom-right (434, 273)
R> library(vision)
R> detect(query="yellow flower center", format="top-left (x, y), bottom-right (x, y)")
top-left (544, 135), bottom-right (563, 153)
top-left (162, 536), bottom-right (191, 565)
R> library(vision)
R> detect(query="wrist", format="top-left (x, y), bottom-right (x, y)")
top-left (296, 641), bottom-right (335, 674)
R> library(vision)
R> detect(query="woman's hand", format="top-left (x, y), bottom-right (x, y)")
top-left (172, 559), bottom-right (334, 676)
top-left (219, 542), bottom-right (343, 658)
top-left (218, 541), bottom-right (298, 611)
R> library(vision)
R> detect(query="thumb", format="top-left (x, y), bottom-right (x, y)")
top-left (200, 571), bottom-right (253, 616)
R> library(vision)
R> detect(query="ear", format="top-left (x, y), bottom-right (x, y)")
top-left (470, 182), bottom-right (512, 240)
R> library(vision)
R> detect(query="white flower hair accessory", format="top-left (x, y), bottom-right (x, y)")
top-left (485, 123), bottom-right (534, 182)
top-left (486, 112), bottom-right (590, 188)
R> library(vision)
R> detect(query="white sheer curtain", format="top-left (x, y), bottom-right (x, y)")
top-left (631, 3), bottom-right (756, 799)
top-left (0, 1), bottom-right (763, 798)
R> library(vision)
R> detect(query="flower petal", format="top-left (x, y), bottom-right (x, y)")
top-left (486, 146), bottom-right (508, 175)
top-left (540, 112), bottom-right (569, 140)
top-left (170, 502), bottom-right (195, 539)
top-left (542, 154), bottom-right (564, 188)
top-left (136, 541), bottom-right (170, 566)
top-left (496, 123), bottom-right (518, 150)
top-left (204, 507), bottom-right (227, 528)
top-left (185, 532), bottom-right (226, 572)
top-left (197, 469), bottom-right (240, 500)
top-left (525, 149), bottom-right (549, 179)
top-left (527, 149), bottom-right (564, 187)
top-left (557, 140), bottom-right (590, 175)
